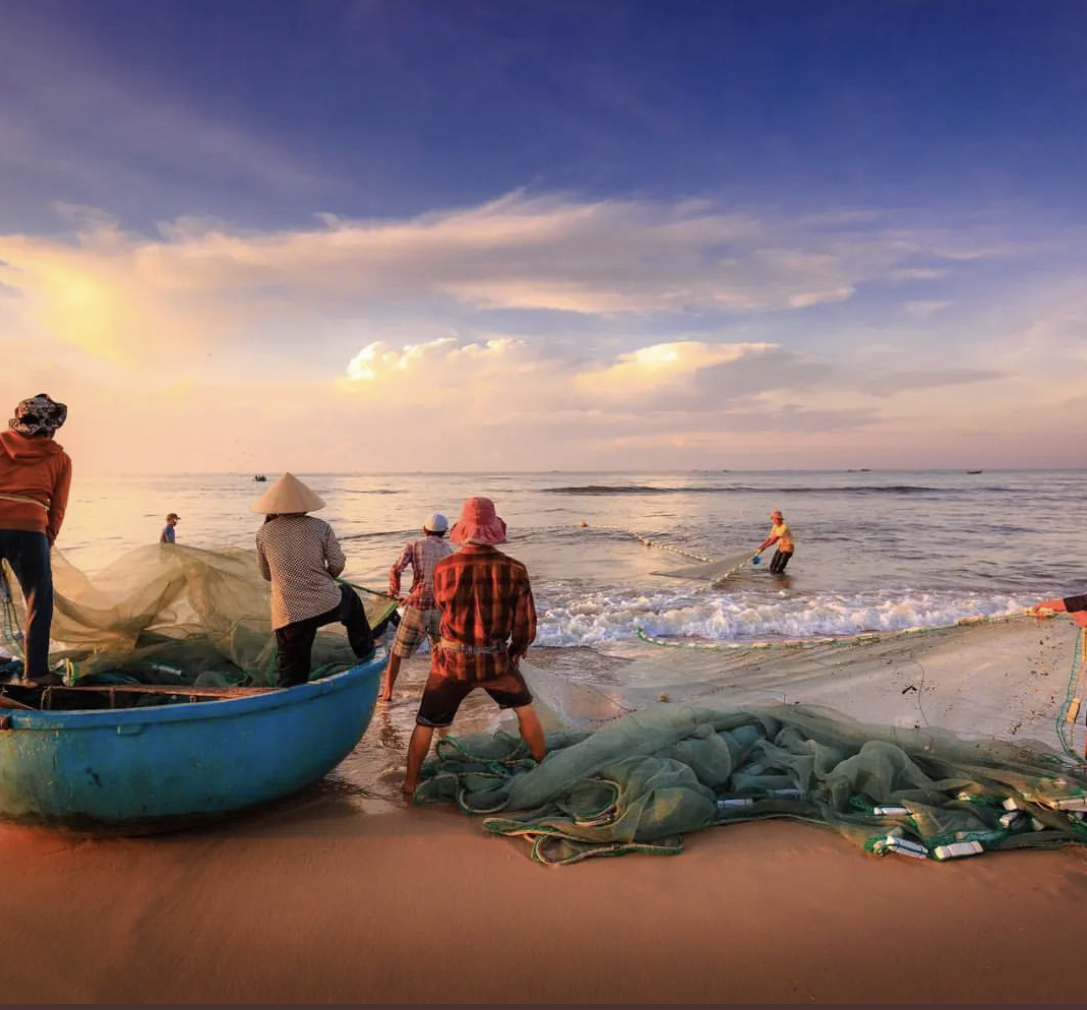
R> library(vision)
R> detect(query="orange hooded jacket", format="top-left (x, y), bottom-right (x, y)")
top-left (0, 430), bottom-right (72, 545)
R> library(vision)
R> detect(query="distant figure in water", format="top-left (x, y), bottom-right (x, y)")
top-left (402, 496), bottom-right (545, 795)
top-left (753, 509), bottom-right (795, 574)
top-left (253, 473), bottom-right (374, 688)
top-left (160, 512), bottom-right (180, 544)
top-left (0, 393), bottom-right (71, 686)
top-left (380, 512), bottom-right (453, 702)
top-left (1032, 593), bottom-right (1087, 629)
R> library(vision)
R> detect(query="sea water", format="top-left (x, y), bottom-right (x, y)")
top-left (60, 468), bottom-right (1086, 647)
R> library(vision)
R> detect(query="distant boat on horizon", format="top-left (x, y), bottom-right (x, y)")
top-left (253, 474), bottom-right (267, 482)
top-left (966, 469), bottom-right (983, 474)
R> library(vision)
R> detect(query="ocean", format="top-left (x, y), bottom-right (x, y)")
top-left (60, 468), bottom-right (1087, 648)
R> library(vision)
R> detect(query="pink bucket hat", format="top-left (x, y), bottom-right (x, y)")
top-left (449, 496), bottom-right (507, 545)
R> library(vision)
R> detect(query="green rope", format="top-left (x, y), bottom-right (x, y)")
top-left (1056, 628), bottom-right (1087, 760)
top-left (335, 577), bottom-right (399, 603)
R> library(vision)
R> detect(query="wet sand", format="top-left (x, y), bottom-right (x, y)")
top-left (3, 801), bottom-right (1086, 1004)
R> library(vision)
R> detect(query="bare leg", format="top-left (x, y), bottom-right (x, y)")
top-left (379, 653), bottom-right (401, 702)
top-left (403, 723), bottom-right (435, 795)
top-left (514, 704), bottom-right (546, 763)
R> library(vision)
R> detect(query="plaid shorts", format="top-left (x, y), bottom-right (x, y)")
top-left (415, 668), bottom-right (534, 728)
top-left (391, 605), bottom-right (441, 658)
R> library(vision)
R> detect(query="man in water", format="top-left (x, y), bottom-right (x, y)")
top-left (160, 512), bottom-right (180, 543)
top-left (380, 512), bottom-right (453, 702)
top-left (401, 496), bottom-right (545, 795)
top-left (753, 509), bottom-right (795, 574)
top-left (253, 473), bottom-right (374, 688)
top-left (0, 393), bottom-right (71, 686)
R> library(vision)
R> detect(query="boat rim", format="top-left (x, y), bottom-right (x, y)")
top-left (2, 649), bottom-right (385, 731)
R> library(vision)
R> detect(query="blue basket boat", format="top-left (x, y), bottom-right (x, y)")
top-left (0, 652), bottom-right (384, 830)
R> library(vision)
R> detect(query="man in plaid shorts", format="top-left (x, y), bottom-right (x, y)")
top-left (402, 496), bottom-right (546, 795)
top-left (380, 512), bottom-right (454, 701)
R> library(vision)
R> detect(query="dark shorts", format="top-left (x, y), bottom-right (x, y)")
top-left (770, 549), bottom-right (793, 574)
top-left (415, 668), bottom-right (534, 728)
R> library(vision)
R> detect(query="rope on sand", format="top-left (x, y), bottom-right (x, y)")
top-left (1057, 628), bottom-right (1087, 760)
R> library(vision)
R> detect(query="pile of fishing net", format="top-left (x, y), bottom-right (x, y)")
top-left (1, 545), bottom-right (396, 691)
top-left (413, 701), bottom-right (1087, 865)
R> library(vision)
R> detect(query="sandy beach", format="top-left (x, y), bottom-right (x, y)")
top-left (3, 797), bottom-right (1087, 1004)
top-left (3, 619), bottom-right (1087, 1006)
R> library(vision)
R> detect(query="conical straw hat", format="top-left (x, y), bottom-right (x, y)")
top-left (250, 473), bottom-right (326, 514)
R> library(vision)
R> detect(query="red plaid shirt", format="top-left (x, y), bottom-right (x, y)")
top-left (431, 544), bottom-right (536, 682)
top-left (389, 536), bottom-right (453, 609)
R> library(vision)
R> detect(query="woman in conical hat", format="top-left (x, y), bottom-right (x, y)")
top-left (253, 474), bottom-right (374, 687)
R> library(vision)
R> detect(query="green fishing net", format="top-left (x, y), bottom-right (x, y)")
top-left (2, 545), bottom-right (396, 689)
top-left (414, 700), bottom-right (1087, 865)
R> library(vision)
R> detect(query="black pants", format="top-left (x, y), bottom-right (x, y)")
top-left (769, 549), bottom-right (793, 574)
top-left (274, 584), bottom-right (374, 688)
top-left (0, 530), bottom-right (53, 679)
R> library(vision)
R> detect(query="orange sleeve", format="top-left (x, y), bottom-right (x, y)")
top-left (47, 455), bottom-right (72, 545)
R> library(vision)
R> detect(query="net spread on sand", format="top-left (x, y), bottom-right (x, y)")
top-left (1, 545), bottom-right (397, 690)
top-left (415, 691), bottom-right (1087, 865)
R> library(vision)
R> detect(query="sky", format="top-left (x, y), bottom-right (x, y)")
top-left (1, 0), bottom-right (1085, 472)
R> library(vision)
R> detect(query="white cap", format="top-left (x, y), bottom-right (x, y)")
top-left (424, 512), bottom-right (449, 533)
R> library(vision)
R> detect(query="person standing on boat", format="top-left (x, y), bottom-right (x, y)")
top-left (402, 496), bottom-right (545, 795)
top-left (0, 393), bottom-right (70, 687)
top-left (160, 512), bottom-right (180, 544)
top-left (379, 512), bottom-right (453, 702)
top-left (253, 473), bottom-right (374, 688)
top-left (1031, 593), bottom-right (1087, 629)
top-left (753, 509), bottom-right (795, 574)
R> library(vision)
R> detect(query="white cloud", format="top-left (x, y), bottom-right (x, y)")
top-left (2, 192), bottom-right (1086, 469)
top-left (0, 190), bottom-right (1030, 367)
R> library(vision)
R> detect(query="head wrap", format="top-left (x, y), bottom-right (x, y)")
top-left (9, 394), bottom-right (67, 437)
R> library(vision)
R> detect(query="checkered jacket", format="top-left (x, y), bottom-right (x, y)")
top-left (431, 544), bottom-right (536, 682)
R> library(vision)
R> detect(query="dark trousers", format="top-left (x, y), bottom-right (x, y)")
top-left (0, 530), bottom-right (53, 679)
top-left (769, 549), bottom-right (793, 574)
top-left (274, 584), bottom-right (374, 688)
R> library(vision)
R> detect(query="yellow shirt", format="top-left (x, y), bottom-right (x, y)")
top-left (771, 522), bottom-right (794, 553)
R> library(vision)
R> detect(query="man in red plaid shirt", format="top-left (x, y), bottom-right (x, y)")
top-left (379, 512), bottom-right (453, 702)
top-left (402, 496), bottom-right (546, 794)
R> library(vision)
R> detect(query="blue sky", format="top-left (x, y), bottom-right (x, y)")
top-left (1, 1), bottom-right (1085, 471)
top-left (5, 1), bottom-right (1086, 230)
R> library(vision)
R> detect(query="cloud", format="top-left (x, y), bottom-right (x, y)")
top-left (0, 190), bottom-right (1029, 367)
top-left (860, 367), bottom-right (1004, 397)
top-left (2, 190), bottom-right (1086, 469)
